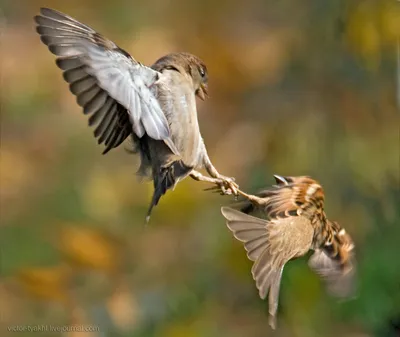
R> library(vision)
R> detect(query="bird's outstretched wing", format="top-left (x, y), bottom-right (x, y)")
top-left (221, 207), bottom-right (314, 329)
top-left (34, 7), bottom-right (177, 154)
top-left (308, 221), bottom-right (356, 299)
top-left (308, 249), bottom-right (356, 298)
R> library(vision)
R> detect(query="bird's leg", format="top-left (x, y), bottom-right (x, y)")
top-left (204, 183), bottom-right (267, 207)
top-left (202, 152), bottom-right (238, 195)
top-left (235, 188), bottom-right (267, 207)
top-left (190, 170), bottom-right (223, 184)
top-left (190, 170), bottom-right (233, 194)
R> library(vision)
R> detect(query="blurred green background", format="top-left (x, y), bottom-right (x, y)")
top-left (0, 0), bottom-right (399, 336)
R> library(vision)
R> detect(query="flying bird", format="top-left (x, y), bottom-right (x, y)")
top-left (34, 8), bottom-right (237, 221)
top-left (220, 175), bottom-right (356, 329)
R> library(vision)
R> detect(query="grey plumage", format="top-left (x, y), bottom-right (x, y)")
top-left (34, 8), bottom-right (236, 221)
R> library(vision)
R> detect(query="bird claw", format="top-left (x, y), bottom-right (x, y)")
top-left (221, 176), bottom-right (239, 195)
top-left (204, 176), bottom-right (238, 196)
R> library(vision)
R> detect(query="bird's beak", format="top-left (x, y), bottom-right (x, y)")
top-left (196, 83), bottom-right (209, 101)
top-left (273, 175), bottom-right (288, 185)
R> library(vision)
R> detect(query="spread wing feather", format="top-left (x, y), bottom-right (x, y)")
top-left (34, 7), bottom-right (176, 154)
top-left (221, 207), bottom-right (314, 329)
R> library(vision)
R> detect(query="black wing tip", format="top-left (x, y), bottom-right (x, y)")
top-left (39, 35), bottom-right (51, 46)
top-left (34, 8), bottom-right (61, 27)
top-left (35, 8), bottom-right (54, 19)
top-left (56, 57), bottom-right (78, 69)
top-left (37, 8), bottom-right (76, 25)
top-left (102, 140), bottom-right (123, 154)
top-left (33, 15), bottom-right (41, 24)
top-left (39, 7), bottom-right (62, 16)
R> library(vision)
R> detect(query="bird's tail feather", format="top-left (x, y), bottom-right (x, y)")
top-left (145, 159), bottom-right (193, 223)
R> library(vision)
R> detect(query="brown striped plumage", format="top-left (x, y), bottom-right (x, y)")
top-left (221, 175), bottom-right (356, 329)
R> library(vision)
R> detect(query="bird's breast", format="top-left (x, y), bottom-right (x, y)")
top-left (179, 94), bottom-right (189, 111)
top-left (154, 74), bottom-right (202, 167)
top-left (169, 93), bottom-right (202, 167)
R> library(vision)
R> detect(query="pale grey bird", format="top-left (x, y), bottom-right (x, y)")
top-left (34, 8), bottom-right (237, 221)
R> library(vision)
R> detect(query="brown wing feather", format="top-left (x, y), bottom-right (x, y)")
top-left (238, 175), bottom-right (326, 219)
top-left (258, 176), bottom-right (326, 219)
top-left (221, 207), bottom-right (315, 329)
top-left (221, 207), bottom-right (269, 261)
top-left (308, 249), bottom-right (356, 298)
top-left (309, 221), bottom-right (356, 298)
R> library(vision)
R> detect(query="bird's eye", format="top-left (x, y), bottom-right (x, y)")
top-left (199, 67), bottom-right (205, 78)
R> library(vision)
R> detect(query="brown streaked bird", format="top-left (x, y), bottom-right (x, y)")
top-left (220, 175), bottom-right (356, 329)
top-left (34, 8), bottom-right (238, 221)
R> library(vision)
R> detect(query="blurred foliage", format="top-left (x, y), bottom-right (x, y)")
top-left (0, 0), bottom-right (399, 336)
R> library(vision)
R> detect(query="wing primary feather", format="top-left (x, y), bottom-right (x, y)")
top-left (221, 207), bottom-right (315, 329)
top-left (35, 7), bottom-right (174, 154)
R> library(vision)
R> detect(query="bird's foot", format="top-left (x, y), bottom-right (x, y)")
top-left (221, 176), bottom-right (239, 196)
top-left (207, 175), bottom-right (239, 197)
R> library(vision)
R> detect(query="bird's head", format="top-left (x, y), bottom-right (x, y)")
top-left (153, 52), bottom-right (209, 100)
